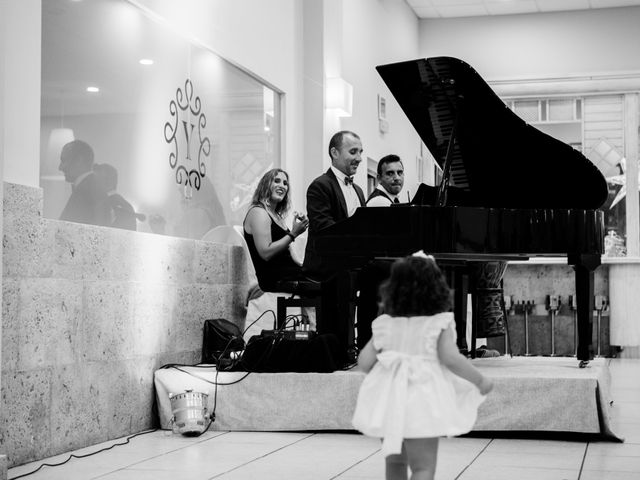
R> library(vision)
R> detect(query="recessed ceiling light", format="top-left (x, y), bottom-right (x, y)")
top-left (86, 86), bottom-right (100, 93)
top-left (139, 58), bottom-right (154, 66)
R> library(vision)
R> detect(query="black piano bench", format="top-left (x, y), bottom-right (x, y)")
top-left (271, 280), bottom-right (323, 331)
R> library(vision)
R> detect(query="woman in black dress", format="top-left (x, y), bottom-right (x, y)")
top-left (243, 168), bottom-right (309, 291)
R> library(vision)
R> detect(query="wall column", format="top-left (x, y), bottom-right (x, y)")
top-left (301, 0), bottom-right (325, 194)
top-left (1, 0), bottom-right (41, 188)
top-left (323, 0), bottom-right (344, 171)
top-left (624, 93), bottom-right (639, 257)
top-left (0, 0), bottom-right (7, 475)
top-left (1, 0), bottom-right (41, 474)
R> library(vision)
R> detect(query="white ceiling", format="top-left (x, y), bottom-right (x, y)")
top-left (407, 0), bottom-right (640, 18)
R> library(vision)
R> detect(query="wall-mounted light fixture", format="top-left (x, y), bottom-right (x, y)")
top-left (326, 77), bottom-right (353, 117)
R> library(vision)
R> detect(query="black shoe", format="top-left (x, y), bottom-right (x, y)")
top-left (476, 345), bottom-right (500, 358)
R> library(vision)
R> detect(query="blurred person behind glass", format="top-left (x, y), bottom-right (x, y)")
top-left (94, 162), bottom-right (143, 231)
top-left (58, 140), bottom-right (109, 226)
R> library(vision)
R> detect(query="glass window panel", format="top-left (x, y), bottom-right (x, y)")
top-left (587, 139), bottom-right (626, 256)
top-left (548, 99), bottom-right (574, 121)
top-left (513, 100), bottom-right (539, 123)
top-left (40, 0), bottom-right (281, 239)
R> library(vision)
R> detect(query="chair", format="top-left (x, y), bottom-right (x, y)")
top-left (269, 279), bottom-right (322, 331)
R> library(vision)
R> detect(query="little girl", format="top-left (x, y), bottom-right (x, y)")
top-left (352, 253), bottom-right (493, 480)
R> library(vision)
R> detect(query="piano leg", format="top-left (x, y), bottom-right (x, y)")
top-left (336, 270), bottom-right (358, 364)
top-left (317, 271), bottom-right (356, 367)
top-left (470, 288), bottom-right (478, 359)
top-left (569, 253), bottom-right (600, 368)
top-left (355, 260), bottom-right (393, 350)
top-left (445, 267), bottom-right (470, 355)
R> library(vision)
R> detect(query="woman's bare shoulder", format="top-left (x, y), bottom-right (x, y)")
top-left (244, 205), bottom-right (270, 232)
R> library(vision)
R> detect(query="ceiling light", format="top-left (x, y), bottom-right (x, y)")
top-left (139, 58), bottom-right (154, 66)
top-left (86, 86), bottom-right (100, 93)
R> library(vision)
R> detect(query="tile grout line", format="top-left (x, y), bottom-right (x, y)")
top-left (89, 431), bottom-right (232, 479)
top-left (329, 445), bottom-right (381, 479)
top-left (454, 438), bottom-right (494, 480)
top-left (205, 432), bottom-right (316, 479)
top-left (576, 442), bottom-right (590, 480)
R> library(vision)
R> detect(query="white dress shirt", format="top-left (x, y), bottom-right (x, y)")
top-left (331, 166), bottom-right (361, 217)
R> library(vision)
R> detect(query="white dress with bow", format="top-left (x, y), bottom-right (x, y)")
top-left (352, 312), bottom-right (486, 455)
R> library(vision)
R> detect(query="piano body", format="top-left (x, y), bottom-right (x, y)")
top-left (315, 57), bottom-right (608, 366)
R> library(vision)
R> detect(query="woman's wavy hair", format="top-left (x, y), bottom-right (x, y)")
top-left (251, 168), bottom-right (291, 216)
top-left (380, 255), bottom-right (452, 317)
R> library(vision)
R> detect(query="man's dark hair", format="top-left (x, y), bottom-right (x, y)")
top-left (377, 154), bottom-right (403, 176)
top-left (64, 139), bottom-right (95, 166)
top-left (328, 130), bottom-right (360, 159)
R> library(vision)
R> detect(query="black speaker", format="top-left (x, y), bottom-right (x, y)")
top-left (238, 333), bottom-right (341, 373)
top-left (201, 318), bottom-right (245, 365)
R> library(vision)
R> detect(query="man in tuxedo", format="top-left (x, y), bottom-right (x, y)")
top-left (59, 140), bottom-right (109, 226)
top-left (304, 131), bottom-right (366, 363)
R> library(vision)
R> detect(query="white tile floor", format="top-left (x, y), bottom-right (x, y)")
top-left (8, 358), bottom-right (640, 480)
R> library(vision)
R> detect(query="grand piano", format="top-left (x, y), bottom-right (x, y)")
top-left (315, 57), bottom-right (608, 366)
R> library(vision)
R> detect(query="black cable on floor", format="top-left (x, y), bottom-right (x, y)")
top-left (8, 429), bottom-right (158, 480)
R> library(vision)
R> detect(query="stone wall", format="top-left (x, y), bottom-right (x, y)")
top-left (0, 182), bottom-right (250, 467)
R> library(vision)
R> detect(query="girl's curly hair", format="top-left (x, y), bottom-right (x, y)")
top-left (250, 168), bottom-right (291, 216)
top-left (379, 255), bottom-right (452, 317)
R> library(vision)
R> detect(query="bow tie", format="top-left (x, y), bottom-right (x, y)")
top-left (344, 176), bottom-right (354, 186)
top-left (393, 197), bottom-right (400, 204)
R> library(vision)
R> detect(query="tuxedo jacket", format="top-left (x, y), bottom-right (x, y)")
top-left (303, 168), bottom-right (365, 277)
top-left (60, 172), bottom-right (110, 226)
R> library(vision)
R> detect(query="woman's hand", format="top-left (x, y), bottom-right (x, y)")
top-left (291, 211), bottom-right (309, 238)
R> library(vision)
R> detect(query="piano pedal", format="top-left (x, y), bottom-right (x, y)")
top-left (594, 295), bottom-right (608, 358)
top-left (520, 300), bottom-right (535, 356)
top-left (546, 295), bottom-right (561, 357)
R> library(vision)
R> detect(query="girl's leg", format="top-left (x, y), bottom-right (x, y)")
top-left (404, 437), bottom-right (438, 480)
top-left (385, 442), bottom-right (408, 480)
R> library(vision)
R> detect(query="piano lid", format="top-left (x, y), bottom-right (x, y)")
top-left (376, 57), bottom-right (609, 210)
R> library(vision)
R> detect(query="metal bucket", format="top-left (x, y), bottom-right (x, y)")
top-left (169, 390), bottom-right (209, 435)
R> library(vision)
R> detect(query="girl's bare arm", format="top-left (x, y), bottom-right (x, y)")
top-left (437, 327), bottom-right (493, 395)
top-left (353, 339), bottom-right (378, 373)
